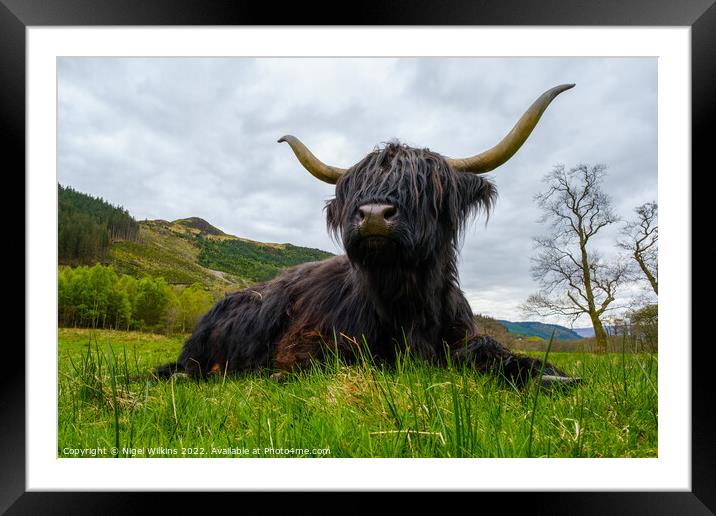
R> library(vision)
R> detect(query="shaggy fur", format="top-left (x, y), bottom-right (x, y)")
top-left (155, 143), bottom-right (569, 385)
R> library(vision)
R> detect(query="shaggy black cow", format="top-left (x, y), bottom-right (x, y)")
top-left (156, 84), bottom-right (579, 388)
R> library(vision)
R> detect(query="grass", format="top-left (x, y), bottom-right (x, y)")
top-left (58, 328), bottom-right (658, 458)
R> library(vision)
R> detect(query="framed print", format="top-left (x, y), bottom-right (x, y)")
top-left (8, 0), bottom-right (712, 513)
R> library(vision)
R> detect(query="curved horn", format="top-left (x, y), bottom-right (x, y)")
top-left (446, 83), bottom-right (575, 174)
top-left (278, 135), bottom-right (347, 185)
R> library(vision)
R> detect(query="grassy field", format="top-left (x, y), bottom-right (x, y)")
top-left (58, 328), bottom-right (657, 458)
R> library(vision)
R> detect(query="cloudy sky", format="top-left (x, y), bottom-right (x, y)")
top-left (58, 57), bottom-right (657, 326)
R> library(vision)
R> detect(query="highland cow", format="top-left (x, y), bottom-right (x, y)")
top-left (155, 84), bottom-right (579, 388)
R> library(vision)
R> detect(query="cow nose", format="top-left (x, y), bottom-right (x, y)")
top-left (357, 204), bottom-right (397, 236)
top-left (358, 204), bottom-right (397, 221)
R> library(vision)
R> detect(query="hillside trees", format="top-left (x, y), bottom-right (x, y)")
top-left (522, 164), bottom-right (629, 353)
top-left (197, 238), bottom-right (333, 283)
top-left (58, 184), bottom-right (139, 264)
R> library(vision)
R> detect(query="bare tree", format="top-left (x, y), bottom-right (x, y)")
top-left (618, 201), bottom-right (658, 295)
top-left (521, 164), bottom-right (629, 353)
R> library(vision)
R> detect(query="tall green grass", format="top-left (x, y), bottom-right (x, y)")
top-left (58, 329), bottom-right (657, 458)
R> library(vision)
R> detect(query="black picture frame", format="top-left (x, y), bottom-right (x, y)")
top-left (7, 0), bottom-right (710, 513)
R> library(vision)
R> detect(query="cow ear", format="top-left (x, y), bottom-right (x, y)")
top-left (458, 174), bottom-right (497, 215)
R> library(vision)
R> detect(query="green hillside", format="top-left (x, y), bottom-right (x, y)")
top-left (109, 217), bottom-right (333, 291)
top-left (496, 320), bottom-right (583, 341)
top-left (108, 219), bottom-right (247, 291)
top-left (197, 238), bottom-right (333, 283)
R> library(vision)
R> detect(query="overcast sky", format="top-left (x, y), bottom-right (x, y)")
top-left (58, 57), bottom-right (657, 327)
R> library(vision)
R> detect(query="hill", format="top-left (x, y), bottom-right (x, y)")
top-left (109, 218), bottom-right (333, 291)
top-left (496, 320), bottom-right (583, 341)
top-left (58, 185), bottom-right (334, 293)
top-left (108, 219), bottom-right (244, 291)
top-left (173, 217), bottom-right (226, 236)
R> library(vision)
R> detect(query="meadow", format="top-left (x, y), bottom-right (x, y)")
top-left (58, 328), bottom-right (657, 458)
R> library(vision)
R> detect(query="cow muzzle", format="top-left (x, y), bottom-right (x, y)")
top-left (357, 203), bottom-right (397, 237)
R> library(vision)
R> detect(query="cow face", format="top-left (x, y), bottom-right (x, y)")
top-left (325, 143), bottom-right (496, 269)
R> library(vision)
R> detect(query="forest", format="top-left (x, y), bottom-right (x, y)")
top-left (58, 184), bottom-right (139, 264)
top-left (58, 264), bottom-right (215, 333)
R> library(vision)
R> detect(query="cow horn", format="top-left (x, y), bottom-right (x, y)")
top-left (278, 135), bottom-right (347, 185)
top-left (446, 84), bottom-right (575, 174)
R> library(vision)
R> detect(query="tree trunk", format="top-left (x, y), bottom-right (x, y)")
top-left (591, 315), bottom-right (609, 353)
top-left (635, 252), bottom-right (658, 295)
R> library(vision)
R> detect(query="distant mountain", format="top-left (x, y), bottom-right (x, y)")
top-left (496, 320), bottom-right (583, 341)
top-left (572, 326), bottom-right (621, 338)
top-left (573, 327), bottom-right (595, 338)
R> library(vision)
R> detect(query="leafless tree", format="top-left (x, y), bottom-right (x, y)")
top-left (618, 201), bottom-right (658, 295)
top-left (521, 164), bottom-right (629, 353)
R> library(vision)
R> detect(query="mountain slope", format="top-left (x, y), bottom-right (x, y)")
top-left (496, 320), bottom-right (583, 341)
top-left (109, 219), bottom-right (242, 289)
top-left (109, 218), bottom-right (333, 291)
top-left (172, 217), bottom-right (226, 236)
top-left (196, 237), bottom-right (333, 283)
top-left (573, 327), bottom-right (596, 338)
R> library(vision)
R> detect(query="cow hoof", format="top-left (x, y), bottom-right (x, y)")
top-left (538, 375), bottom-right (582, 391)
